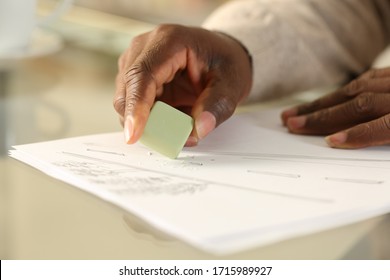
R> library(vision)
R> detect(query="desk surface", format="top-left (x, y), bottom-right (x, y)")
top-left (1, 11), bottom-right (390, 260)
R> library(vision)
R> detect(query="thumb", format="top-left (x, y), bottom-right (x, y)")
top-left (194, 111), bottom-right (217, 140)
top-left (192, 84), bottom-right (240, 141)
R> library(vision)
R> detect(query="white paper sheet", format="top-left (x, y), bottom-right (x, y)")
top-left (9, 108), bottom-right (390, 255)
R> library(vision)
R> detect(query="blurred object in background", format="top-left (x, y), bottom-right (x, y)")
top-left (0, 0), bottom-right (72, 60)
top-left (74, 0), bottom-right (228, 25)
top-left (37, 0), bottom-right (230, 56)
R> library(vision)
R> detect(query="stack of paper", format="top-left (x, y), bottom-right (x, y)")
top-left (9, 108), bottom-right (390, 255)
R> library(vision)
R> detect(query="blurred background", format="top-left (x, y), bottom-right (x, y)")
top-left (74, 0), bottom-right (227, 24)
top-left (37, 0), bottom-right (229, 56)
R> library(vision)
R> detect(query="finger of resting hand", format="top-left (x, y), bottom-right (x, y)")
top-left (358, 67), bottom-right (390, 80)
top-left (326, 114), bottom-right (390, 149)
top-left (282, 68), bottom-right (390, 124)
top-left (287, 92), bottom-right (390, 135)
top-left (342, 77), bottom-right (390, 96)
top-left (281, 89), bottom-right (351, 124)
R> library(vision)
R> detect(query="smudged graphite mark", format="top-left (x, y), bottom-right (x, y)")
top-left (247, 170), bottom-right (301, 178)
top-left (86, 148), bottom-right (125, 156)
top-left (189, 162), bottom-right (203, 166)
top-left (61, 152), bottom-right (332, 203)
top-left (324, 177), bottom-right (384, 184)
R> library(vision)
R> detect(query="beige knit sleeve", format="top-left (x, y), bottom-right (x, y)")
top-left (202, 0), bottom-right (390, 102)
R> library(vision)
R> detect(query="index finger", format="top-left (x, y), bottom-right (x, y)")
top-left (113, 33), bottom-right (148, 119)
top-left (122, 35), bottom-right (189, 144)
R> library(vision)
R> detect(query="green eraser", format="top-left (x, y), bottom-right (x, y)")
top-left (140, 101), bottom-right (194, 159)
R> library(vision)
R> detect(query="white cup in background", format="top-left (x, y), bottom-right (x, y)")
top-left (0, 0), bottom-right (73, 55)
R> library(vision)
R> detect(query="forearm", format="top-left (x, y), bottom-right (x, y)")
top-left (203, 0), bottom-right (390, 102)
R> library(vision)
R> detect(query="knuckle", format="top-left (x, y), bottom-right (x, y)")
top-left (345, 79), bottom-right (363, 96)
top-left (300, 98), bottom-right (323, 114)
top-left (213, 96), bottom-right (237, 124)
top-left (124, 61), bottom-right (153, 85)
top-left (113, 95), bottom-right (125, 114)
top-left (129, 34), bottom-right (144, 48)
top-left (125, 90), bottom-right (147, 114)
top-left (121, 63), bottom-right (155, 114)
top-left (359, 123), bottom-right (375, 143)
top-left (152, 24), bottom-right (188, 45)
top-left (128, 32), bottom-right (150, 52)
top-left (119, 34), bottom-right (146, 69)
top-left (382, 115), bottom-right (390, 131)
top-left (153, 24), bottom-right (180, 39)
top-left (124, 66), bottom-right (139, 87)
top-left (125, 95), bottom-right (137, 112)
top-left (311, 109), bottom-right (331, 125)
top-left (352, 92), bottom-right (375, 114)
top-left (362, 68), bottom-right (378, 79)
top-left (153, 23), bottom-right (173, 34)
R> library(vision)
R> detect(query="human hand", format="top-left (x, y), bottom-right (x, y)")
top-left (281, 67), bottom-right (390, 149)
top-left (113, 24), bottom-right (252, 146)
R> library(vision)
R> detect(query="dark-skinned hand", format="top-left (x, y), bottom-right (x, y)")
top-left (113, 24), bottom-right (252, 146)
top-left (281, 67), bottom-right (390, 149)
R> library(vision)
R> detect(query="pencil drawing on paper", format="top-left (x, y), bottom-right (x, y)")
top-left (53, 159), bottom-right (208, 196)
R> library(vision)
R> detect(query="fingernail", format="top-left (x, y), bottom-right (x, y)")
top-left (185, 136), bottom-right (198, 147)
top-left (287, 116), bottom-right (306, 130)
top-left (281, 108), bottom-right (298, 125)
top-left (195, 111), bottom-right (216, 140)
top-left (124, 117), bottom-right (134, 144)
top-left (325, 131), bottom-right (347, 147)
